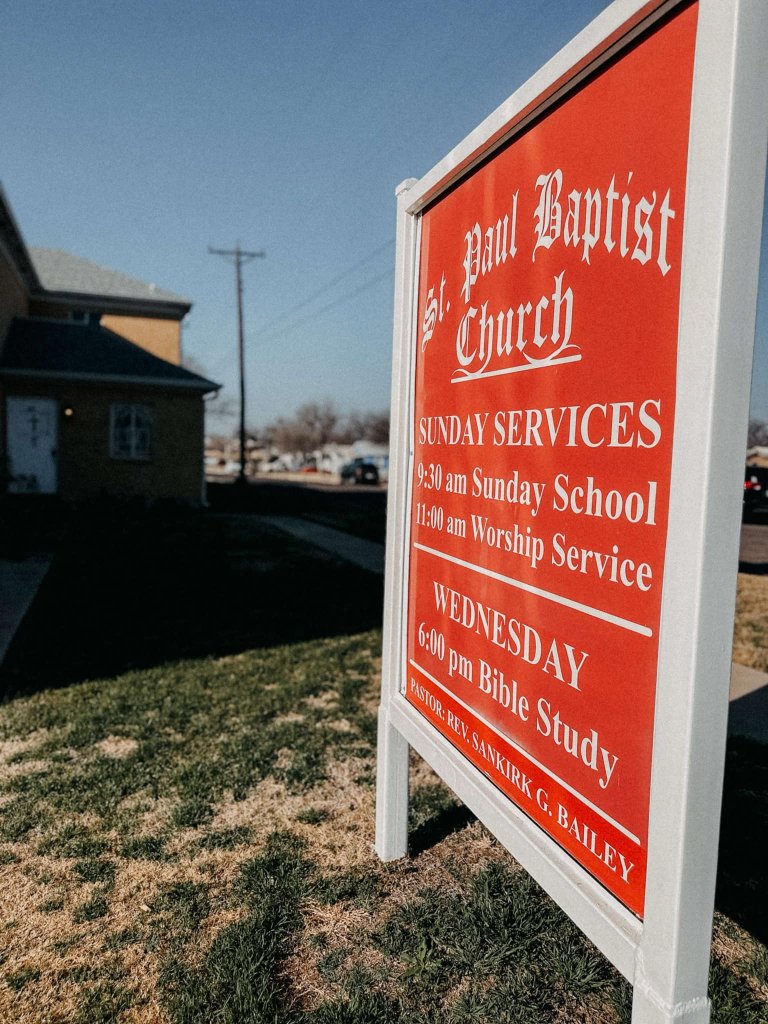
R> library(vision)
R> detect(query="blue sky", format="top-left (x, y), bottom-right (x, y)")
top-left (2, 0), bottom-right (766, 429)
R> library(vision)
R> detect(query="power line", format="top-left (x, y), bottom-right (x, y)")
top-left (209, 263), bottom-right (394, 380)
top-left (252, 266), bottom-right (393, 348)
top-left (204, 237), bottom-right (394, 378)
top-left (253, 238), bottom-right (394, 339)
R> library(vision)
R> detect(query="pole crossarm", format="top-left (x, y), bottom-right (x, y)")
top-left (208, 246), bottom-right (265, 261)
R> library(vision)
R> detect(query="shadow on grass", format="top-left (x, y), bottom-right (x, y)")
top-left (409, 803), bottom-right (476, 858)
top-left (0, 497), bottom-right (384, 700)
top-left (716, 735), bottom-right (768, 946)
top-left (738, 561), bottom-right (768, 575)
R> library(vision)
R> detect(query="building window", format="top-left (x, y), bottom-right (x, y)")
top-left (110, 404), bottom-right (152, 461)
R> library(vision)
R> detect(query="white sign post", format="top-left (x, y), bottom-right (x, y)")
top-left (376, 2), bottom-right (768, 1021)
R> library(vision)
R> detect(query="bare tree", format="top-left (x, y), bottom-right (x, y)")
top-left (337, 410), bottom-right (390, 444)
top-left (265, 400), bottom-right (340, 454)
top-left (264, 401), bottom-right (390, 454)
top-left (265, 415), bottom-right (307, 453)
top-left (747, 418), bottom-right (768, 448)
top-left (360, 411), bottom-right (389, 444)
top-left (296, 400), bottom-right (340, 448)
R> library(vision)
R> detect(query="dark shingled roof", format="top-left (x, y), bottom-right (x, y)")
top-left (0, 317), bottom-right (218, 392)
top-left (29, 247), bottom-right (191, 306)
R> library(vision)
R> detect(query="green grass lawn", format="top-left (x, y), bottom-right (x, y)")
top-left (0, 508), bottom-right (766, 1023)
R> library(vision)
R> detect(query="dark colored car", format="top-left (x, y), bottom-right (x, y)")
top-left (744, 465), bottom-right (768, 519)
top-left (340, 458), bottom-right (380, 485)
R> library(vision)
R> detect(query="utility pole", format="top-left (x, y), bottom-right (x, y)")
top-left (209, 243), bottom-right (265, 487)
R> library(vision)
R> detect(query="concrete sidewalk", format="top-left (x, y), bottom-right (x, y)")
top-left (261, 515), bottom-right (385, 575)
top-left (0, 555), bottom-right (51, 664)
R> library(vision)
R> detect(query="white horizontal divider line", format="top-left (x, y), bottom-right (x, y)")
top-left (409, 657), bottom-right (641, 847)
top-left (413, 541), bottom-right (653, 637)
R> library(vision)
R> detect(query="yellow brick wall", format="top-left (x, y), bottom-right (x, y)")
top-left (100, 314), bottom-right (181, 365)
top-left (1, 379), bottom-right (205, 504)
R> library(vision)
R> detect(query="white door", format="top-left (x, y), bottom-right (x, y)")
top-left (6, 396), bottom-right (58, 494)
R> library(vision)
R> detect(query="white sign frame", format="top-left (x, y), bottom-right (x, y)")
top-left (376, 2), bottom-right (768, 1021)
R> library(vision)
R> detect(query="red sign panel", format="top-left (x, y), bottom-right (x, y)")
top-left (406, 3), bottom-right (698, 917)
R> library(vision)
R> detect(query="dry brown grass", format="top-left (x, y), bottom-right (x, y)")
top-left (272, 750), bottom-right (512, 1013)
top-left (0, 845), bottom-right (209, 1023)
top-left (0, 728), bottom-right (505, 1024)
top-left (0, 615), bottom-right (764, 1023)
top-left (733, 573), bottom-right (768, 670)
top-left (0, 730), bottom-right (51, 763)
top-left (95, 736), bottom-right (140, 759)
top-left (0, 860), bottom-right (131, 1022)
top-left (0, 744), bottom-right (349, 1018)
top-left (273, 712), bottom-right (306, 726)
top-left (712, 915), bottom-right (768, 1006)
top-left (133, 797), bottom-right (178, 837)
top-left (554, 993), bottom-right (623, 1024)
top-left (281, 810), bottom-right (512, 1015)
top-left (0, 729), bottom-right (493, 1024)
top-left (302, 691), bottom-right (339, 711)
top-left (0, 759), bottom-right (51, 785)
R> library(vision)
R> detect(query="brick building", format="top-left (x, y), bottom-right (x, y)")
top-left (0, 187), bottom-right (218, 504)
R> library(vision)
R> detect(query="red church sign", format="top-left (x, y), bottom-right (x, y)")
top-left (405, 2), bottom-right (698, 917)
top-left (378, 1), bottom-right (768, 1019)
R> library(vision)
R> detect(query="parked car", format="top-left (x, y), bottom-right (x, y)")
top-left (744, 465), bottom-right (768, 519)
top-left (261, 456), bottom-right (292, 472)
top-left (340, 458), bottom-right (380, 485)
